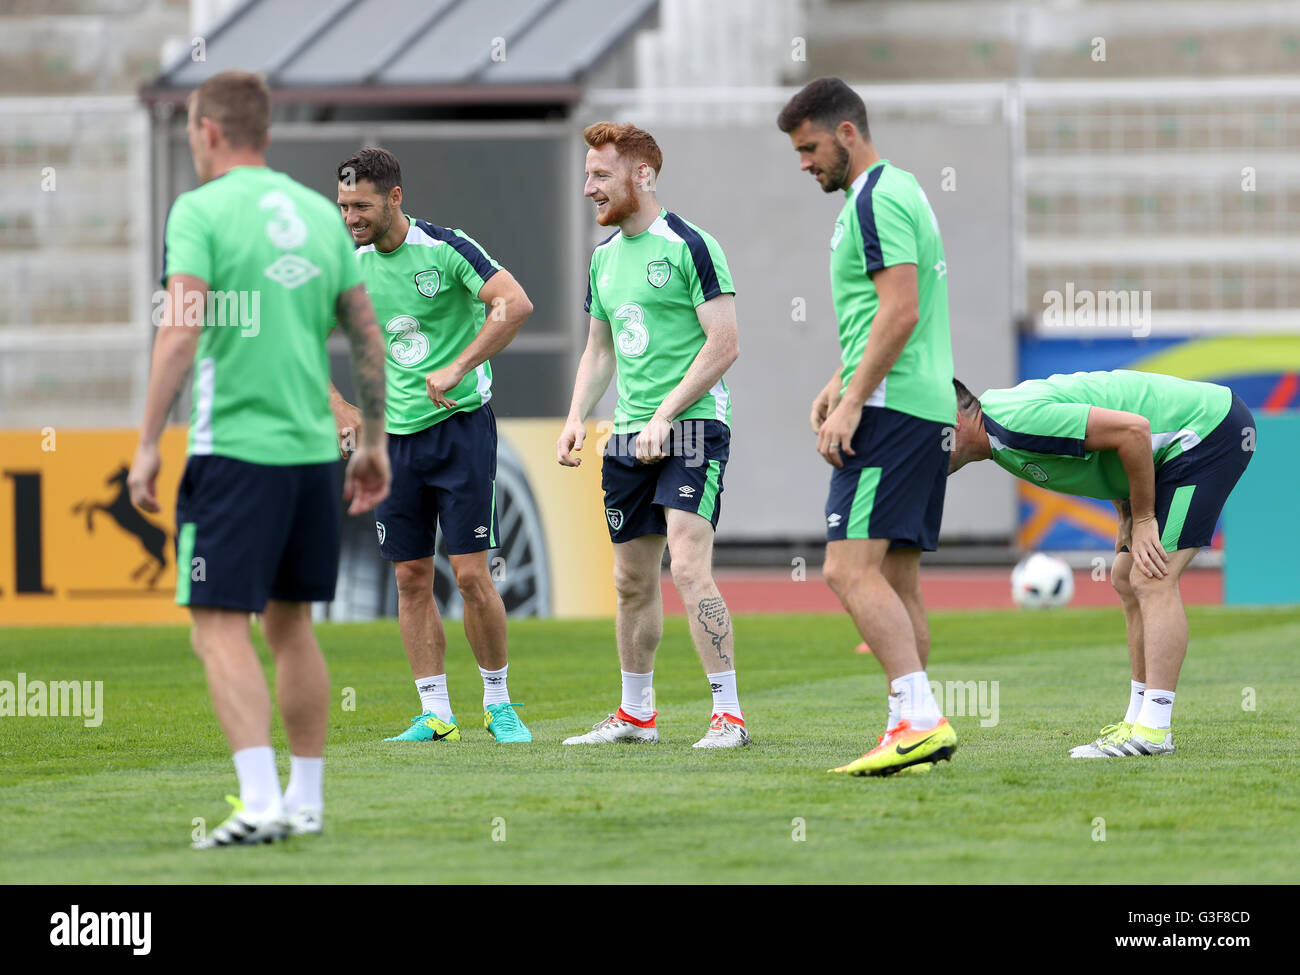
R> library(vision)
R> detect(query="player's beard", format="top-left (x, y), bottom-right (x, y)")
top-left (822, 140), bottom-right (851, 193)
top-left (355, 203), bottom-right (395, 246)
top-left (595, 173), bottom-right (639, 227)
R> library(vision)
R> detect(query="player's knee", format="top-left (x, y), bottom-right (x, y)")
top-left (393, 560), bottom-right (433, 597)
top-left (613, 563), bottom-right (657, 603)
top-left (453, 565), bottom-right (496, 607)
top-left (823, 557), bottom-right (857, 598)
top-left (1111, 566), bottom-right (1135, 601)
top-left (668, 556), bottom-right (712, 599)
top-left (1129, 563), bottom-right (1175, 600)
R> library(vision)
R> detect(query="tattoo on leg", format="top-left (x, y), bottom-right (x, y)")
top-left (696, 596), bottom-right (732, 667)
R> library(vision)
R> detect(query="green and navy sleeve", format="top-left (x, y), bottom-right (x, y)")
top-left (666, 213), bottom-right (734, 307)
top-left (982, 395), bottom-right (1091, 458)
top-left (858, 180), bottom-right (918, 272)
top-left (416, 221), bottom-right (499, 295)
top-left (161, 192), bottom-right (211, 285)
top-left (585, 254), bottom-right (608, 321)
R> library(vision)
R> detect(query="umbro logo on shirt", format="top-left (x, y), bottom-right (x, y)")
top-left (678, 485), bottom-right (696, 498)
top-left (830, 223), bottom-right (845, 251)
top-left (827, 513), bottom-right (842, 528)
top-left (376, 521), bottom-right (386, 545)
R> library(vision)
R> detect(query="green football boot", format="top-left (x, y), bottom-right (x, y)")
top-left (384, 712), bottom-right (460, 742)
top-left (483, 702), bottom-right (532, 743)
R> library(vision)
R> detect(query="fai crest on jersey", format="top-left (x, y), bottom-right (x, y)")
top-left (605, 508), bottom-right (624, 531)
top-left (376, 521), bottom-right (386, 545)
top-left (414, 269), bottom-right (441, 298)
top-left (830, 222), bottom-right (845, 251)
top-left (647, 261), bottom-right (671, 288)
top-left (1022, 463), bottom-right (1049, 483)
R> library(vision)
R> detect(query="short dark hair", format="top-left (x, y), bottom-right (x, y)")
top-left (953, 378), bottom-right (981, 413)
top-left (777, 76), bottom-right (870, 139)
top-left (337, 146), bottom-right (402, 196)
top-left (191, 71), bottom-right (270, 151)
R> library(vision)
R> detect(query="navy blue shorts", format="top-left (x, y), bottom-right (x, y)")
top-left (175, 455), bottom-right (340, 611)
top-left (376, 405), bottom-right (499, 561)
top-left (824, 406), bottom-right (949, 550)
top-left (1136, 394), bottom-right (1254, 552)
top-left (601, 419), bottom-right (730, 542)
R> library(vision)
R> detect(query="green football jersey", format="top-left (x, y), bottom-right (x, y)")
top-left (830, 160), bottom-right (955, 424)
top-left (355, 217), bottom-right (501, 434)
top-left (585, 209), bottom-right (735, 433)
top-left (980, 370), bottom-right (1233, 499)
top-left (161, 166), bottom-right (362, 465)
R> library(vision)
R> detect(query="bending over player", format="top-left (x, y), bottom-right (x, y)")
top-left (947, 370), bottom-right (1255, 757)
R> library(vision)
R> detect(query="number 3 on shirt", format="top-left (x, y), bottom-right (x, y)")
top-left (614, 301), bottom-right (649, 357)
top-left (258, 191), bottom-right (308, 250)
top-left (386, 315), bottom-right (430, 366)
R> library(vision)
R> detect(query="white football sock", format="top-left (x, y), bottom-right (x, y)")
top-left (620, 670), bottom-right (655, 720)
top-left (1137, 688), bottom-right (1175, 731)
top-left (232, 746), bottom-right (282, 817)
top-left (887, 690), bottom-right (902, 734)
top-left (707, 670), bottom-right (741, 719)
top-left (480, 664), bottom-right (510, 708)
top-left (283, 756), bottom-right (323, 815)
top-left (1123, 680), bottom-right (1145, 725)
top-left (415, 675), bottom-right (452, 723)
top-left (891, 671), bottom-right (942, 730)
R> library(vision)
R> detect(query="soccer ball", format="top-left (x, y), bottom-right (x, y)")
top-left (1010, 553), bottom-right (1074, 609)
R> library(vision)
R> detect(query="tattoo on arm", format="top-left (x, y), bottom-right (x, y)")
top-left (335, 284), bottom-right (386, 430)
top-left (696, 596), bottom-right (732, 668)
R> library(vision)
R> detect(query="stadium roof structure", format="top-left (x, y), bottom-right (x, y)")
top-left (139, 0), bottom-right (658, 106)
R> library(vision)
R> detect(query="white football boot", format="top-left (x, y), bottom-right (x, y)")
top-left (192, 796), bottom-right (290, 849)
top-left (692, 713), bottom-right (751, 749)
top-left (287, 808), bottom-right (322, 836)
top-left (563, 709), bottom-right (660, 744)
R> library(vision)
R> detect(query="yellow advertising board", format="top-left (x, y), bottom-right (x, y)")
top-left (0, 421), bottom-right (614, 625)
top-left (0, 428), bottom-right (190, 625)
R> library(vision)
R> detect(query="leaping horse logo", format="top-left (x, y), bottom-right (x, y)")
top-left (72, 465), bottom-right (169, 587)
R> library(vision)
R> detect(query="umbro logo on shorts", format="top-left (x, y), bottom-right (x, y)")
top-left (606, 508), bottom-right (624, 531)
top-left (678, 485), bottom-right (696, 498)
top-left (475, 525), bottom-right (488, 538)
top-left (376, 521), bottom-right (386, 545)
top-left (827, 512), bottom-right (842, 528)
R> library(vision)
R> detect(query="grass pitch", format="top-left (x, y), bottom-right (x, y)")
top-left (2, 606), bottom-right (1297, 884)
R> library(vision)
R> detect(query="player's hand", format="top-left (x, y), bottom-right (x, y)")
top-left (331, 400), bottom-right (362, 459)
top-left (127, 442), bottom-right (162, 513)
top-left (343, 442), bottom-right (391, 515)
top-left (557, 418), bottom-right (586, 467)
top-left (425, 365), bottom-right (463, 410)
top-left (810, 380), bottom-right (840, 434)
top-left (635, 415), bottom-right (672, 464)
top-left (817, 402), bottom-right (861, 468)
top-left (1129, 515), bottom-right (1169, 578)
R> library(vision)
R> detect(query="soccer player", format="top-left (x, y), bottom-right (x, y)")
top-left (331, 147), bottom-right (535, 744)
top-left (556, 122), bottom-right (747, 748)
top-left (778, 77), bottom-right (957, 776)
top-left (947, 370), bottom-right (1255, 757)
top-left (126, 71), bottom-right (391, 847)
